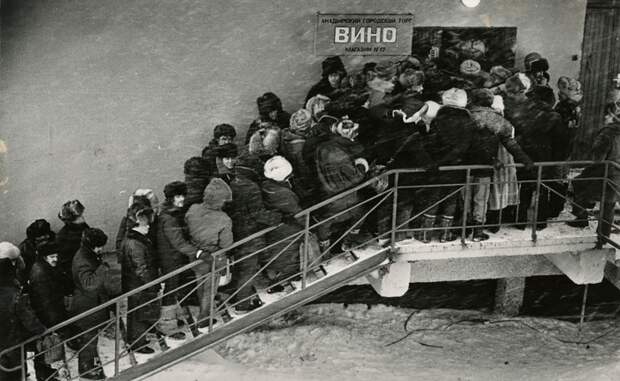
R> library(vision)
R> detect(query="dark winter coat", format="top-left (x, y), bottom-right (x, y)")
top-left (29, 260), bottom-right (68, 328)
top-left (279, 129), bottom-right (317, 205)
top-left (17, 239), bottom-right (37, 283)
top-left (469, 106), bottom-right (534, 176)
top-left (0, 259), bottom-right (45, 363)
top-left (261, 179), bottom-right (304, 278)
top-left (316, 134), bottom-right (366, 196)
top-left (184, 160), bottom-right (212, 211)
top-left (554, 99), bottom-right (582, 160)
top-left (245, 111), bottom-right (291, 145)
top-left (156, 202), bottom-right (198, 275)
top-left (115, 216), bottom-right (158, 263)
top-left (71, 245), bottom-right (109, 330)
top-left (56, 222), bottom-right (89, 294)
top-left (120, 230), bottom-right (159, 323)
top-left (200, 140), bottom-right (221, 175)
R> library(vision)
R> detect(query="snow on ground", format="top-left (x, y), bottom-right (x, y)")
top-left (149, 304), bottom-right (620, 381)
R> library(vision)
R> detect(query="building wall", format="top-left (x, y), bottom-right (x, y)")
top-left (0, 0), bottom-right (587, 244)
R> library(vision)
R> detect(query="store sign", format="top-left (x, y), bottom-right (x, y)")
top-left (315, 13), bottom-right (413, 56)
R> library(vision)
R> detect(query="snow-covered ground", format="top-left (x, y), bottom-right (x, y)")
top-left (149, 304), bottom-right (620, 381)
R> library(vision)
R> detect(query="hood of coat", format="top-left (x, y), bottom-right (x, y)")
top-left (203, 177), bottom-right (233, 209)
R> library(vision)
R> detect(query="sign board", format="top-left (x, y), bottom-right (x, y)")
top-left (315, 13), bottom-right (413, 56)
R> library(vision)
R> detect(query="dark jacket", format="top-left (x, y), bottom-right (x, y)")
top-left (0, 259), bottom-right (45, 358)
top-left (245, 111), bottom-right (291, 145)
top-left (17, 239), bottom-right (37, 284)
top-left (156, 201), bottom-right (199, 275)
top-left (29, 259), bottom-right (68, 328)
top-left (71, 245), bottom-right (109, 329)
top-left (316, 134), bottom-right (366, 197)
top-left (200, 140), bottom-right (221, 175)
top-left (554, 99), bottom-right (581, 160)
top-left (56, 222), bottom-right (89, 294)
top-left (469, 106), bottom-right (533, 176)
top-left (279, 129), bottom-right (317, 205)
top-left (115, 215), bottom-right (158, 263)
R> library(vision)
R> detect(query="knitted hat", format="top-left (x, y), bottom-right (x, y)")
top-left (257, 92), bottom-right (283, 116)
top-left (470, 88), bottom-right (494, 107)
top-left (215, 143), bottom-right (238, 158)
top-left (289, 109), bottom-right (313, 133)
top-left (0, 241), bottom-right (20, 260)
top-left (26, 219), bottom-right (54, 241)
top-left (524, 52), bottom-right (542, 72)
top-left (441, 88), bottom-right (468, 108)
top-left (213, 124), bottom-right (237, 140)
top-left (163, 181), bottom-right (187, 200)
top-left (203, 177), bottom-right (232, 208)
top-left (321, 56), bottom-right (346, 78)
top-left (460, 59), bottom-right (481, 76)
top-left (184, 156), bottom-right (211, 177)
top-left (81, 228), bottom-right (108, 249)
top-left (37, 241), bottom-right (59, 258)
top-left (58, 200), bottom-right (85, 223)
top-left (235, 152), bottom-right (264, 175)
top-left (264, 155), bottom-right (293, 182)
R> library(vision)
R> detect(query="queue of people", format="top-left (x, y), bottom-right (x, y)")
top-left (3, 52), bottom-right (619, 381)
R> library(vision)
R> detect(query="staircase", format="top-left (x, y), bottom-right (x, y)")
top-left (2, 160), bottom-right (619, 381)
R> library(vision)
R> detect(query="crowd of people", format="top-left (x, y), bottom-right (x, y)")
top-left (3, 51), bottom-right (620, 381)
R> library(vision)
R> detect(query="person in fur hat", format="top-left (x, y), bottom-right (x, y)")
top-left (555, 76), bottom-right (583, 158)
top-left (0, 242), bottom-right (47, 381)
top-left (156, 181), bottom-right (200, 339)
top-left (18, 219), bottom-right (55, 284)
top-left (280, 109), bottom-right (317, 206)
top-left (115, 189), bottom-right (159, 252)
top-left (71, 228), bottom-right (109, 380)
top-left (413, 88), bottom-right (475, 243)
top-left (215, 143), bottom-right (238, 184)
top-left (185, 178), bottom-right (232, 329)
top-left (228, 153), bottom-right (281, 313)
top-left (184, 156), bottom-right (212, 211)
top-left (245, 93), bottom-right (290, 145)
top-left (202, 123), bottom-right (237, 173)
top-left (305, 56), bottom-right (347, 104)
top-left (56, 200), bottom-right (89, 296)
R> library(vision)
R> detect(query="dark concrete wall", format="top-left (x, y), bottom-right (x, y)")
top-left (0, 0), bottom-right (587, 244)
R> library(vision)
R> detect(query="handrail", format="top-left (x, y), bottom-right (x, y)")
top-left (0, 159), bottom-right (609, 351)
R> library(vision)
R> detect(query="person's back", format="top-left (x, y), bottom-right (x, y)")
top-left (186, 178), bottom-right (233, 253)
top-left (29, 259), bottom-right (66, 327)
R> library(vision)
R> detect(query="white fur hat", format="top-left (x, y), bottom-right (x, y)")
top-left (0, 242), bottom-right (20, 260)
top-left (442, 88), bottom-right (467, 108)
top-left (264, 155), bottom-right (293, 182)
top-left (491, 95), bottom-right (505, 114)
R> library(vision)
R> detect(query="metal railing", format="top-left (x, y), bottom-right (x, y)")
top-left (1, 160), bottom-right (618, 380)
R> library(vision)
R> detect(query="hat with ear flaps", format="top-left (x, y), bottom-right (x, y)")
top-left (81, 228), bottom-right (108, 249)
top-left (163, 181), bottom-right (187, 200)
top-left (213, 124), bottom-right (237, 140)
top-left (321, 56), bottom-right (347, 78)
top-left (58, 200), bottom-right (85, 223)
top-left (37, 241), bottom-right (59, 259)
top-left (26, 219), bottom-right (54, 241)
top-left (257, 92), bottom-right (283, 117)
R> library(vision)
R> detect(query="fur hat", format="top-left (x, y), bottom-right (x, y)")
top-left (58, 200), bottom-right (85, 223)
top-left (460, 59), bottom-right (481, 76)
top-left (257, 92), bottom-right (283, 116)
top-left (0, 241), bottom-right (20, 260)
top-left (215, 143), bottom-right (238, 158)
top-left (184, 156), bottom-right (211, 177)
top-left (470, 88), bottom-right (494, 107)
top-left (530, 58), bottom-right (549, 73)
top-left (321, 56), bottom-right (346, 78)
top-left (213, 124), bottom-right (237, 140)
top-left (289, 109), bottom-right (313, 133)
top-left (305, 95), bottom-right (331, 119)
top-left (441, 88), bottom-right (468, 108)
top-left (490, 66), bottom-right (512, 84)
top-left (127, 203), bottom-right (154, 225)
top-left (264, 155), bottom-right (293, 182)
top-left (524, 52), bottom-right (542, 72)
top-left (203, 177), bottom-right (232, 208)
top-left (235, 152), bottom-right (264, 175)
top-left (26, 219), bottom-right (54, 241)
top-left (248, 127), bottom-right (281, 158)
top-left (128, 189), bottom-right (158, 209)
top-left (163, 181), bottom-right (187, 200)
top-left (81, 228), bottom-right (108, 249)
top-left (37, 241), bottom-right (59, 259)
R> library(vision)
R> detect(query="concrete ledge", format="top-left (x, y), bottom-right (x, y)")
top-left (544, 249), bottom-right (614, 284)
top-left (366, 262), bottom-right (411, 297)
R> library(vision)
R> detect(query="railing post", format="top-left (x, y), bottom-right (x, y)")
top-left (532, 165), bottom-right (543, 243)
top-left (391, 172), bottom-right (399, 248)
top-left (461, 169), bottom-right (472, 246)
top-left (20, 345), bottom-right (25, 381)
top-left (302, 213), bottom-right (310, 289)
top-left (208, 255), bottom-right (217, 333)
top-left (597, 161), bottom-right (610, 248)
top-left (114, 301), bottom-right (121, 376)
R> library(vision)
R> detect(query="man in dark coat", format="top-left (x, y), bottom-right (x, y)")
top-left (245, 93), bottom-right (290, 145)
top-left (156, 181), bottom-right (200, 338)
top-left (201, 124), bottom-right (237, 175)
top-left (414, 89), bottom-right (474, 243)
top-left (183, 156), bottom-right (212, 211)
top-left (229, 153), bottom-right (281, 313)
top-left (120, 205), bottom-right (159, 354)
top-left (18, 219), bottom-right (55, 284)
top-left (305, 56), bottom-right (347, 104)
top-left (56, 200), bottom-right (89, 297)
top-left (0, 243), bottom-right (46, 381)
top-left (29, 242), bottom-right (73, 381)
top-left (71, 228), bottom-right (109, 380)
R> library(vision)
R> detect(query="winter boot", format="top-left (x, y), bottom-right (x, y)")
top-left (472, 227), bottom-right (490, 242)
top-left (438, 216), bottom-right (457, 243)
top-left (413, 214), bottom-right (436, 243)
top-left (486, 210), bottom-right (500, 233)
